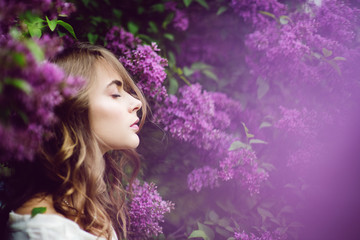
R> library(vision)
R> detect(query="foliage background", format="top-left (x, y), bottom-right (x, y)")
top-left (2, 0), bottom-right (360, 239)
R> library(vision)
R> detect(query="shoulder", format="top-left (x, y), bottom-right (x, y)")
top-left (8, 212), bottom-right (102, 240)
top-left (14, 195), bottom-right (60, 216)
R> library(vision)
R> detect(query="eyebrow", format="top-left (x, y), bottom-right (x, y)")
top-left (107, 79), bottom-right (123, 88)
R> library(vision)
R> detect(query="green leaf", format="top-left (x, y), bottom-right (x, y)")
top-left (46, 16), bottom-right (57, 31)
top-left (168, 77), bottom-right (179, 95)
top-left (31, 207), bottom-right (47, 218)
top-left (256, 77), bottom-right (269, 100)
top-left (148, 21), bottom-right (158, 33)
top-left (127, 22), bottom-right (139, 34)
top-left (13, 52), bottom-right (26, 67)
top-left (176, 67), bottom-right (183, 75)
top-left (225, 226), bottom-right (234, 232)
top-left (4, 78), bottom-right (32, 94)
top-left (259, 121), bottom-right (272, 129)
top-left (183, 0), bottom-right (193, 7)
top-left (198, 222), bottom-right (215, 240)
top-left (191, 62), bottom-right (212, 70)
top-left (27, 24), bottom-right (42, 38)
top-left (164, 33), bottom-right (174, 41)
top-left (257, 207), bottom-right (274, 223)
top-left (9, 27), bottom-right (22, 40)
top-left (82, 0), bottom-right (90, 7)
top-left (322, 48), bottom-right (332, 57)
top-left (227, 238), bottom-right (236, 240)
top-left (25, 40), bottom-right (44, 62)
top-left (183, 67), bottom-right (195, 77)
top-left (258, 11), bottom-right (277, 21)
top-left (261, 162), bottom-right (276, 171)
top-left (163, 13), bottom-right (175, 29)
top-left (228, 141), bottom-right (250, 151)
top-left (242, 122), bottom-right (254, 139)
top-left (279, 15), bottom-right (291, 25)
top-left (195, 0), bottom-right (209, 9)
top-left (218, 218), bottom-right (230, 228)
top-left (151, 3), bottom-right (165, 12)
top-left (188, 230), bottom-right (208, 239)
top-left (333, 56), bottom-right (346, 61)
top-left (57, 20), bottom-right (77, 39)
top-left (249, 139), bottom-right (268, 144)
top-left (87, 32), bottom-right (98, 44)
top-left (112, 9), bottom-right (122, 18)
top-left (209, 210), bottom-right (219, 223)
top-left (168, 51), bottom-right (176, 67)
top-left (203, 70), bottom-right (218, 81)
top-left (217, 6), bottom-right (227, 15)
top-left (137, 6), bottom-right (145, 14)
top-left (137, 34), bottom-right (154, 43)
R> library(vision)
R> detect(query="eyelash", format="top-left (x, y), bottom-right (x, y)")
top-left (111, 94), bottom-right (121, 98)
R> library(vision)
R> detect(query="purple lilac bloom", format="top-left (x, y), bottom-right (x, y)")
top-left (234, 229), bottom-right (287, 240)
top-left (155, 83), bottom-right (266, 193)
top-left (165, 2), bottom-right (189, 31)
top-left (187, 166), bottom-right (219, 192)
top-left (0, 35), bottom-right (84, 162)
top-left (154, 83), bottom-right (236, 154)
top-left (244, 0), bottom-right (359, 88)
top-left (105, 27), bottom-right (168, 103)
top-left (230, 0), bottom-right (287, 27)
top-left (128, 179), bottom-right (175, 238)
top-left (218, 149), bottom-right (269, 195)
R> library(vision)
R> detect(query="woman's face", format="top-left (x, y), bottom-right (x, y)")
top-left (88, 60), bottom-right (142, 153)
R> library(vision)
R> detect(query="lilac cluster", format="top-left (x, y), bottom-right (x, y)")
top-left (218, 149), bottom-right (268, 195)
top-left (128, 179), bottom-right (175, 238)
top-left (230, 0), bottom-right (287, 27)
top-left (155, 84), bottom-right (267, 194)
top-left (234, 229), bottom-right (286, 240)
top-left (0, 35), bottom-right (84, 162)
top-left (105, 27), bottom-right (168, 103)
top-left (155, 84), bottom-right (239, 153)
top-left (275, 106), bottom-right (317, 138)
top-left (244, 0), bottom-right (359, 87)
top-left (187, 166), bottom-right (219, 192)
top-left (275, 106), bottom-right (328, 169)
top-left (165, 2), bottom-right (189, 31)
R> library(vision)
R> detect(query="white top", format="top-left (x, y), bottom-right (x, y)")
top-left (8, 211), bottom-right (117, 240)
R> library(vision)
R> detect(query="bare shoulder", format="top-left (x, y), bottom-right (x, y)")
top-left (14, 194), bottom-right (63, 216)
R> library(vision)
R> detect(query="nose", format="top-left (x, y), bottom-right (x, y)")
top-left (129, 95), bottom-right (142, 112)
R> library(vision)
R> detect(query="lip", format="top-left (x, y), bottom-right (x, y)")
top-left (130, 119), bottom-right (140, 130)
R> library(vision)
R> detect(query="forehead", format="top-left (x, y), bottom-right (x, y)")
top-left (94, 59), bottom-right (123, 85)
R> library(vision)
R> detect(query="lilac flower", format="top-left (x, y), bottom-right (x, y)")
top-left (165, 2), bottom-right (189, 31)
top-left (218, 149), bottom-right (269, 195)
top-left (187, 166), bottom-right (219, 192)
top-left (230, 0), bottom-right (287, 27)
top-left (0, 35), bottom-right (84, 162)
top-left (275, 106), bottom-right (317, 138)
top-left (154, 84), bottom-right (239, 154)
top-left (119, 43), bottom-right (168, 102)
top-left (172, 9), bottom-right (189, 31)
top-left (244, 0), bottom-right (360, 88)
top-left (234, 229), bottom-right (286, 240)
top-left (128, 179), bottom-right (175, 238)
top-left (105, 27), bottom-right (168, 103)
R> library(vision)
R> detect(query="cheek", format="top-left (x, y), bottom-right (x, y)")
top-left (89, 102), bottom-right (125, 136)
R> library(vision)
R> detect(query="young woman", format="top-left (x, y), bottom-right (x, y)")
top-left (2, 43), bottom-right (148, 240)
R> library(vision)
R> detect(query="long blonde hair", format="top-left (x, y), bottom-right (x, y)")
top-left (42, 43), bottom-right (147, 239)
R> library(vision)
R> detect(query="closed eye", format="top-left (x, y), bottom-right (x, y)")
top-left (111, 94), bottom-right (121, 98)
